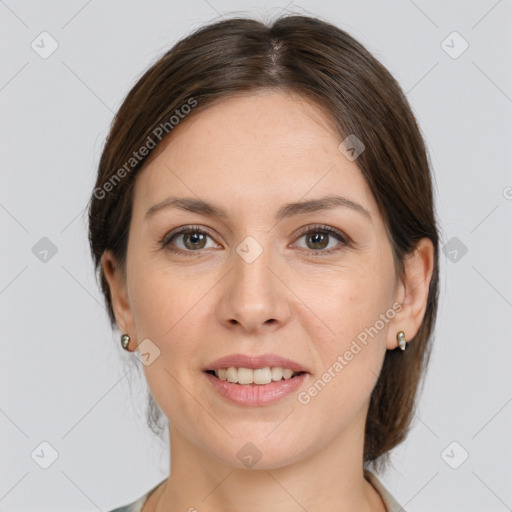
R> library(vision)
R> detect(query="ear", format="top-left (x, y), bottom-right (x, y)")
top-left (101, 250), bottom-right (136, 344)
top-left (386, 238), bottom-right (435, 350)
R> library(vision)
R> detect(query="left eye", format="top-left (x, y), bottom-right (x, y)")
top-left (293, 226), bottom-right (348, 254)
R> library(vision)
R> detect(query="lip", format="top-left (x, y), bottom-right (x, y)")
top-left (203, 353), bottom-right (310, 373)
top-left (204, 371), bottom-right (308, 406)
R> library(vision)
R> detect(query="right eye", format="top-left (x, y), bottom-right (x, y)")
top-left (160, 225), bottom-right (219, 255)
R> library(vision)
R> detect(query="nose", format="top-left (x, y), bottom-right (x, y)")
top-left (216, 243), bottom-right (291, 333)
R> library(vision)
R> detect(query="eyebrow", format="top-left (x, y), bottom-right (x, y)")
top-left (145, 195), bottom-right (372, 223)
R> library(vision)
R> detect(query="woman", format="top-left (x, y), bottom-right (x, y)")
top-left (88, 13), bottom-right (439, 512)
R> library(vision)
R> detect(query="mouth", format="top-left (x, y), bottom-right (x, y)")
top-left (203, 353), bottom-right (310, 386)
top-left (203, 367), bottom-right (309, 406)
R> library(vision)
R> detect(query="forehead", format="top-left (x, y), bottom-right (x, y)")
top-left (162, 90), bottom-right (339, 161)
top-left (133, 90), bottom-right (379, 223)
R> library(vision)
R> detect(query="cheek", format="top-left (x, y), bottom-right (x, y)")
top-left (299, 260), bottom-right (393, 344)
top-left (299, 260), bottom-right (393, 390)
top-left (127, 258), bottom-right (211, 379)
top-left (297, 277), bottom-right (391, 428)
top-left (128, 256), bottom-right (193, 339)
top-left (130, 265), bottom-right (207, 424)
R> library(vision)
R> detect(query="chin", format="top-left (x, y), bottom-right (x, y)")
top-left (207, 436), bottom-right (308, 471)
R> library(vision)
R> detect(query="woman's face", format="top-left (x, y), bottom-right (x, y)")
top-left (105, 90), bottom-right (409, 469)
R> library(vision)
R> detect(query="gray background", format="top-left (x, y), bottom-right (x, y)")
top-left (1, 0), bottom-right (511, 510)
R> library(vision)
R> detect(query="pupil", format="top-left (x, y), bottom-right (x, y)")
top-left (309, 232), bottom-right (327, 249)
top-left (187, 232), bottom-right (204, 249)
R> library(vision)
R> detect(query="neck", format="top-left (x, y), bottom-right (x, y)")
top-left (150, 418), bottom-right (386, 512)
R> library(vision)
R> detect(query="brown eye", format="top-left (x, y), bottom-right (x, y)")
top-left (161, 226), bottom-right (218, 254)
top-left (294, 225), bottom-right (349, 255)
top-left (305, 232), bottom-right (329, 250)
top-left (178, 231), bottom-right (208, 250)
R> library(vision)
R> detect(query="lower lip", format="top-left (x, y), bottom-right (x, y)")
top-left (204, 371), bottom-right (308, 406)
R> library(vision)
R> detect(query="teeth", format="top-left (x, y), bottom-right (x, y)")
top-left (214, 366), bottom-right (300, 385)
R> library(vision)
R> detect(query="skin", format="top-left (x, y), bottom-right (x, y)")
top-left (102, 90), bottom-right (434, 512)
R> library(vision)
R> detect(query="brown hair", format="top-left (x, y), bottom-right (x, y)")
top-left (88, 13), bottom-right (440, 472)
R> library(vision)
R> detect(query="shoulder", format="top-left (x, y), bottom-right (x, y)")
top-left (106, 479), bottom-right (166, 512)
top-left (364, 469), bottom-right (406, 512)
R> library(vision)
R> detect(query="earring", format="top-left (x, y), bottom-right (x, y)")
top-left (121, 333), bottom-right (131, 350)
top-left (396, 330), bottom-right (407, 351)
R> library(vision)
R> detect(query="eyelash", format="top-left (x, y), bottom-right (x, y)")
top-left (159, 224), bottom-right (350, 257)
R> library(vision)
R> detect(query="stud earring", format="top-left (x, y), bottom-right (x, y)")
top-left (396, 330), bottom-right (407, 351)
top-left (121, 333), bottom-right (131, 350)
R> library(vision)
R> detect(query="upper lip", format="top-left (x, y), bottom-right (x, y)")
top-left (204, 353), bottom-right (310, 373)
